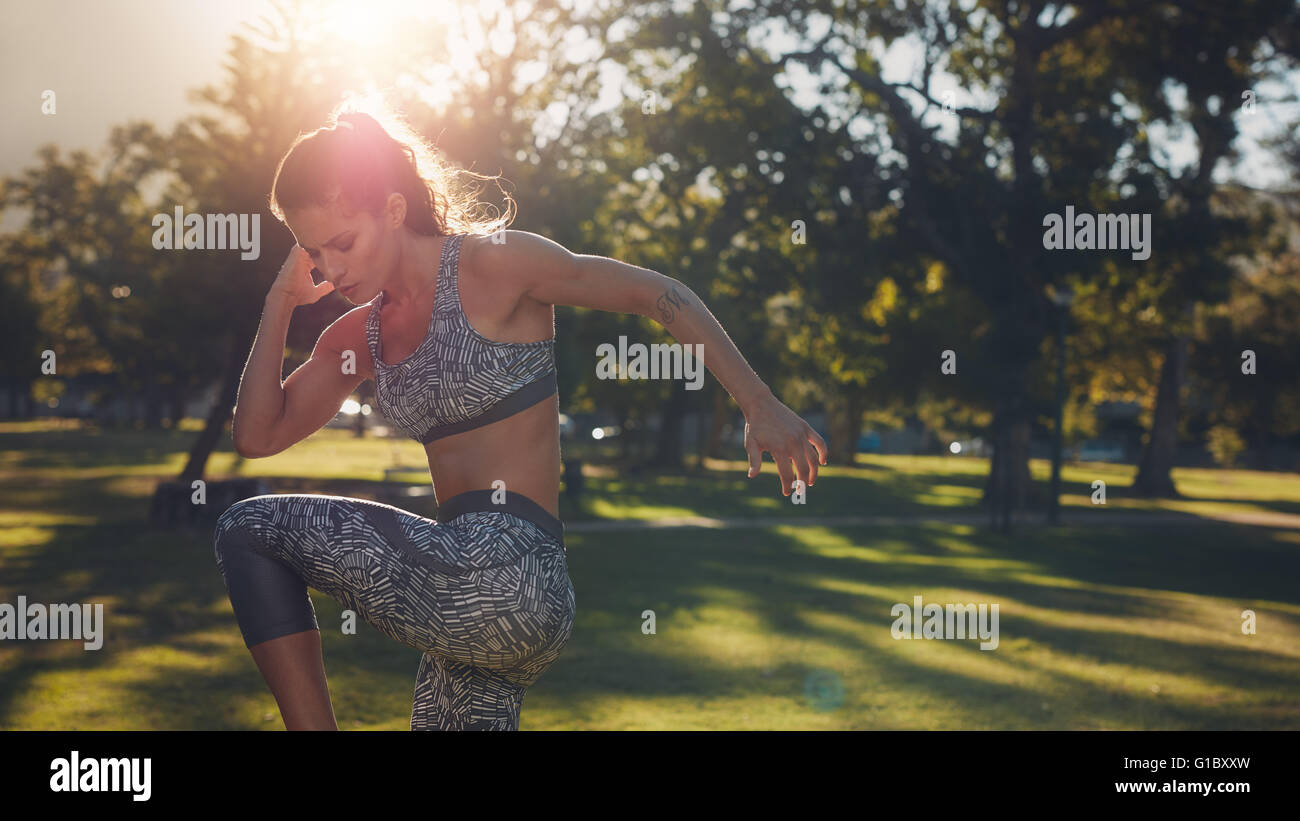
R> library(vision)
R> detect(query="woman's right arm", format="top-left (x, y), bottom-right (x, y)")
top-left (230, 246), bottom-right (363, 458)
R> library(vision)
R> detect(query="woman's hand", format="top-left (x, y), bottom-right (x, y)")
top-left (742, 393), bottom-right (829, 496)
top-left (267, 245), bottom-right (335, 307)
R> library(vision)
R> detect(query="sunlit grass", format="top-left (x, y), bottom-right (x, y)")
top-left (1, 419), bottom-right (1297, 729)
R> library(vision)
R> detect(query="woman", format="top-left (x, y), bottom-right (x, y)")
top-left (213, 105), bottom-right (827, 731)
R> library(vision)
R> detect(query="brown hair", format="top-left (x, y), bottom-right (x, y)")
top-left (268, 98), bottom-right (515, 237)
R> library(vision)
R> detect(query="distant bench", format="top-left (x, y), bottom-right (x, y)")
top-left (149, 477), bottom-right (272, 529)
top-left (383, 466), bottom-right (434, 496)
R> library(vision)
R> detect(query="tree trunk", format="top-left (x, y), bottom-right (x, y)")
top-left (1133, 332), bottom-right (1187, 498)
top-left (617, 407), bottom-right (634, 462)
top-left (167, 386), bottom-right (185, 427)
top-left (144, 380), bottom-right (163, 428)
top-left (648, 383), bottom-right (687, 468)
top-left (703, 383), bottom-right (729, 461)
top-left (983, 377), bottom-right (1034, 532)
top-left (692, 384), bottom-right (709, 470)
top-left (179, 332), bottom-right (246, 483)
top-left (4, 378), bottom-right (21, 418)
top-left (985, 413), bottom-right (1033, 531)
top-left (827, 387), bottom-right (867, 466)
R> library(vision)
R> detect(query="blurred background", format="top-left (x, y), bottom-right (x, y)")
top-left (2, 0), bottom-right (1299, 730)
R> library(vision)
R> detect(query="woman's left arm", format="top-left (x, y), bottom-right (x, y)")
top-left (475, 230), bottom-right (828, 496)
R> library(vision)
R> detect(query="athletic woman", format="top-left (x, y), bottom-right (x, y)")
top-left (212, 106), bottom-right (827, 731)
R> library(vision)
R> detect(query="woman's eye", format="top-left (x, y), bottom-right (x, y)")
top-left (338, 243), bottom-right (353, 252)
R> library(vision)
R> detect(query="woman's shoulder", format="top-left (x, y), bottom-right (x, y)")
top-left (453, 231), bottom-right (560, 341)
top-left (459, 230), bottom-right (573, 285)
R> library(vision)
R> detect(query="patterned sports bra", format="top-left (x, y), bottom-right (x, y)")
top-left (365, 233), bottom-right (558, 444)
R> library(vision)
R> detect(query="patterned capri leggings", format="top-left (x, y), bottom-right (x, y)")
top-left (212, 489), bottom-right (575, 730)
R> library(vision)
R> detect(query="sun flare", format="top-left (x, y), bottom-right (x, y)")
top-left (312, 0), bottom-right (459, 47)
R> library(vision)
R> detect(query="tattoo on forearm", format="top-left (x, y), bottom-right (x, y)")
top-left (656, 284), bottom-right (691, 325)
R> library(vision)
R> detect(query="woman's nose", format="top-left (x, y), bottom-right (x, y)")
top-left (320, 262), bottom-right (347, 283)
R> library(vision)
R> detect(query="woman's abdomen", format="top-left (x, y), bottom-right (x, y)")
top-left (424, 395), bottom-right (561, 518)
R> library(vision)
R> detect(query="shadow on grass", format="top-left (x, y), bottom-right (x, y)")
top-left (522, 517), bottom-right (1298, 729)
top-left (3, 429), bottom-right (1299, 728)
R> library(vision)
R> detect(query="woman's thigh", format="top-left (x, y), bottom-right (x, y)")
top-left (214, 493), bottom-right (571, 670)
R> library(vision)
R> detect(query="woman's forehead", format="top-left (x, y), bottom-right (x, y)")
top-left (288, 201), bottom-right (356, 248)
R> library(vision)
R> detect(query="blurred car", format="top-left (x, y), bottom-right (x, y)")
top-left (856, 431), bottom-right (882, 453)
top-left (1074, 440), bottom-right (1126, 462)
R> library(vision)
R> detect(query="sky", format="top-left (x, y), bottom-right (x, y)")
top-left (2, 0), bottom-right (1297, 234)
top-left (1, 1), bottom-right (267, 175)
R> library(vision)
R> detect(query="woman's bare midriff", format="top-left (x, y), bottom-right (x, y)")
top-left (423, 395), bottom-right (561, 520)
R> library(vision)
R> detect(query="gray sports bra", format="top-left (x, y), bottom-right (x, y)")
top-left (365, 233), bottom-right (558, 443)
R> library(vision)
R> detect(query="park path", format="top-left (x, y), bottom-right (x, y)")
top-left (564, 509), bottom-right (1300, 532)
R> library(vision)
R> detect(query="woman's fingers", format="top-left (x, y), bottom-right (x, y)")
top-left (775, 451), bottom-right (796, 496)
top-left (746, 416), bottom-right (827, 495)
top-left (310, 279), bottom-right (336, 303)
top-left (785, 438), bottom-right (823, 494)
top-left (744, 425), bottom-right (763, 478)
top-left (809, 428), bottom-right (829, 465)
top-left (791, 439), bottom-right (813, 491)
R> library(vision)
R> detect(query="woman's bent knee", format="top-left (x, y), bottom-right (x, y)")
top-left (213, 509), bottom-right (319, 649)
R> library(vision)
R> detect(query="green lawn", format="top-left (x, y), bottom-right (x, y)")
top-left (1, 419), bottom-right (1297, 729)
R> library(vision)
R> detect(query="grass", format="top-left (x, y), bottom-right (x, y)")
top-left (1, 419), bottom-right (1297, 729)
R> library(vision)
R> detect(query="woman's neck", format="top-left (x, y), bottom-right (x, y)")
top-left (384, 232), bottom-right (446, 306)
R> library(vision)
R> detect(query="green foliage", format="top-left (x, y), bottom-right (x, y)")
top-left (1207, 424), bottom-right (1247, 469)
top-left (1193, 250), bottom-right (1300, 442)
top-left (3, 0), bottom-right (1300, 480)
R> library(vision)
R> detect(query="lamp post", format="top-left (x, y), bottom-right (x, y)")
top-left (1048, 284), bottom-right (1074, 525)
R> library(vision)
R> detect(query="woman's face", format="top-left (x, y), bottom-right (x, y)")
top-left (286, 194), bottom-right (400, 304)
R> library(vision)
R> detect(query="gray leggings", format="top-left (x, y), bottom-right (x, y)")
top-left (212, 489), bottom-right (575, 730)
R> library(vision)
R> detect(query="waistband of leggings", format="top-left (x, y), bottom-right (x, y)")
top-left (436, 489), bottom-right (564, 544)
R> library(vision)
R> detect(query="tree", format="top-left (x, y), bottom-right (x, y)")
top-left (753, 0), bottom-right (1166, 528)
top-left (1111, 0), bottom-right (1299, 496)
top-left (565, 3), bottom-right (862, 467)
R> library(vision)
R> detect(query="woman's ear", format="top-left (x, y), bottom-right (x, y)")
top-left (385, 192), bottom-right (406, 229)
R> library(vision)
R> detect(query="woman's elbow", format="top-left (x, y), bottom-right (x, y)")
top-left (231, 435), bottom-right (263, 459)
top-left (231, 421), bottom-right (271, 459)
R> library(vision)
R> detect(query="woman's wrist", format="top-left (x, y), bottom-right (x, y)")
top-left (735, 380), bottom-right (774, 415)
top-left (263, 289), bottom-right (296, 316)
